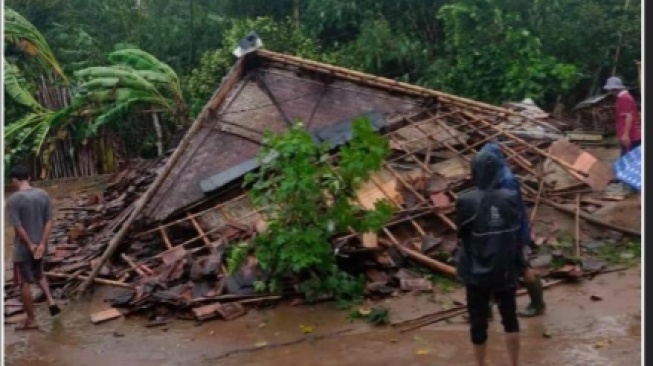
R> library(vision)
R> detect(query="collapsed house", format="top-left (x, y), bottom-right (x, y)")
top-left (571, 94), bottom-right (616, 136)
top-left (4, 46), bottom-right (640, 325)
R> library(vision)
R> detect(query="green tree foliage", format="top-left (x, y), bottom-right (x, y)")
top-left (7, 0), bottom-right (641, 110)
top-left (243, 117), bottom-right (394, 301)
top-left (431, 0), bottom-right (580, 104)
top-left (5, 0), bottom-right (641, 170)
top-left (4, 6), bottom-right (73, 170)
top-left (4, 6), bottom-right (67, 80)
top-left (72, 48), bottom-right (188, 137)
top-left (532, 0), bottom-right (641, 98)
top-left (329, 18), bottom-right (429, 82)
top-left (4, 63), bottom-right (75, 171)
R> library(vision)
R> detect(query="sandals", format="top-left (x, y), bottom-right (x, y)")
top-left (15, 320), bottom-right (39, 331)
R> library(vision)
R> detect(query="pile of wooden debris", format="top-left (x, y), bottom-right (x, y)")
top-left (4, 106), bottom-right (639, 326)
top-left (3, 49), bottom-right (640, 327)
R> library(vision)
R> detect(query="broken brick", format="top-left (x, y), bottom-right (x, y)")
top-left (192, 303), bottom-right (222, 321)
top-left (400, 278), bottom-right (433, 292)
top-left (217, 302), bottom-right (246, 321)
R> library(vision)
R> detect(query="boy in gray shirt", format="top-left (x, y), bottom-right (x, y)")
top-left (6, 165), bottom-right (60, 330)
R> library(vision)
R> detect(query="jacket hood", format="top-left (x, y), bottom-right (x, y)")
top-left (471, 148), bottom-right (502, 190)
top-left (480, 141), bottom-right (507, 170)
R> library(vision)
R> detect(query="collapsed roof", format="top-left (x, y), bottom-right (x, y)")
top-left (141, 47), bottom-right (563, 224)
top-left (44, 40), bottom-right (634, 302)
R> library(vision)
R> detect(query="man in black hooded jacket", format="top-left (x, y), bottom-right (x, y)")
top-left (456, 149), bottom-right (523, 366)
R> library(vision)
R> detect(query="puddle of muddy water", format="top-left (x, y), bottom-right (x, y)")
top-left (4, 273), bottom-right (642, 366)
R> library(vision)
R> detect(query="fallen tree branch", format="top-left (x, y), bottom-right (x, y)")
top-left (188, 294), bottom-right (281, 305)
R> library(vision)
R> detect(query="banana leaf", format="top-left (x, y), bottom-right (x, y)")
top-left (5, 7), bottom-right (67, 81)
top-left (108, 49), bottom-right (179, 83)
top-left (4, 63), bottom-right (45, 111)
top-left (78, 77), bottom-right (121, 91)
top-left (87, 98), bottom-right (156, 136)
top-left (74, 66), bottom-right (158, 93)
top-left (4, 107), bottom-right (73, 155)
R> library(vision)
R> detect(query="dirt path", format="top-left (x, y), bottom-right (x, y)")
top-left (4, 180), bottom-right (641, 366)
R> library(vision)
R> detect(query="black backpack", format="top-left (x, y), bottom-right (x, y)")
top-left (457, 188), bottom-right (522, 290)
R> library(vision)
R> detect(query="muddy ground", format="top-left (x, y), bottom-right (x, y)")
top-left (4, 161), bottom-right (642, 366)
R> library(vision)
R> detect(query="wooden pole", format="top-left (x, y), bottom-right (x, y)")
top-left (152, 113), bottom-right (164, 157)
top-left (46, 272), bottom-right (133, 289)
top-left (574, 194), bottom-right (581, 257)
top-left (74, 58), bottom-right (246, 298)
top-left (530, 166), bottom-right (546, 224)
top-left (393, 243), bottom-right (457, 277)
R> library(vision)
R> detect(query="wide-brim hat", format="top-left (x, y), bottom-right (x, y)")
top-left (604, 76), bottom-right (626, 90)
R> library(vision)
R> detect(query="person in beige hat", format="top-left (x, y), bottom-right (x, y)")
top-left (604, 77), bottom-right (641, 156)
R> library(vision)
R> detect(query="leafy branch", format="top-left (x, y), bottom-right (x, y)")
top-left (242, 117), bottom-right (393, 302)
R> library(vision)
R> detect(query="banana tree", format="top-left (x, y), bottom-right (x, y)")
top-left (72, 48), bottom-right (189, 156)
top-left (4, 7), bottom-right (75, 177)
top-left (3, 79), bottom-right (74, 178)
top-left (4, 54), bottom-right (76, 178)
top-left (4, 7), bottom-right (68, 82)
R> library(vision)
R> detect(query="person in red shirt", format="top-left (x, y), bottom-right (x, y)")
top-left (604, 77), bottom-right (641, 155)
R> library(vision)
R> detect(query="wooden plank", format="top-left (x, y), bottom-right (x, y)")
top-left (121, 253), bottom-right (144, 276)
top-left (360, 232), bottom-right (378, 248)
top-left (188, 213), bottom-right (212, 246)
top-left (355, 171), bottom-right (402, 209)
top-left (547, 139), bottom-right (613, 192)
top-left (394, 122), bottom-right (468, 150)
top-left (430, 157), bottom-right (470, 179)
top-left (159, 228), bottom-right (173, 250)
top-left (567, 133), bottom-right (604, 142)
top-left (90, 308), bottom-right (123, 324)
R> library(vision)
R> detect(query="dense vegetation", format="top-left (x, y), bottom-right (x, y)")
top-left (4, 0), bottom-right (641, 175)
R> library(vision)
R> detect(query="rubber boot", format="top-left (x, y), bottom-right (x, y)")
top-left (517, 276), bottom-right (546, 317)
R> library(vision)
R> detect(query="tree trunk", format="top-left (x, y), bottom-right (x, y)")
top-left (152, 113), bottom-right (164, 156)
top-left (293, 0), bottom-right (300, 28)
top-left (611, 0), bottom-right (631, 76)
top-left (189, 0), bottom-right (195, 65)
